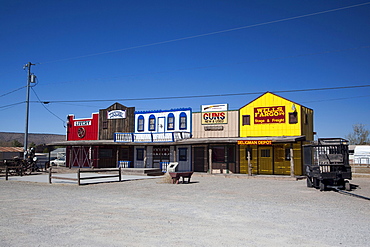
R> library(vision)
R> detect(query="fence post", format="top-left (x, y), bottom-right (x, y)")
top-left (49, 167), bottom-right (52, 184)
top-left (77, 169), bottom-right (81, 186)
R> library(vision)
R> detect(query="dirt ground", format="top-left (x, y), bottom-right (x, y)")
top-left (0, 174), bottom-right (369, 247)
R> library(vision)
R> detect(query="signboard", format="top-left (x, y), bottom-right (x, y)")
top-left (202, 112), bottom-right (228, 124)
top-left (237, 140), bottom-right (272, 145)
top-left (202, 104), bottom-right (228, 112)
top-left (201, 104), bottom-right (228, 124)
top-left (204, 126), bottom-right (224, 131)
top-left (107, 110), bottom-right (126, 119)
top-left (254, 106), bottom-right (285, 124)
top-left (74, 120), bottom-right (91, 126)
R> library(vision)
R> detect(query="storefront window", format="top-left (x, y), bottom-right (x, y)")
top-left (99, 148), bottom-right (113, 158)
top-left (228, 146), bottom-right (235, 162)
top-left (285, 148), bottom-right (291, 160)
top-left (137, 148), bottom-right (144, 161)
top-left (261, 149), bottom-right (271, 157)
top-left (212, 146), bottom-right (225, 162)
top-left (179, 148), bottom-right (187, 161)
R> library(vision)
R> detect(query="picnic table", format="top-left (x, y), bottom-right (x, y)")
top-left (169, 172), bottom-right (193, 184)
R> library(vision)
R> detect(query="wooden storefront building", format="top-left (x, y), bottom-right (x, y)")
top-left (51, 92), bottom-right (314, 176)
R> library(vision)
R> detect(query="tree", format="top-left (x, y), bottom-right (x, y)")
top-left (11, 140), bottom-right (23, 147)
top-left (346, 124), bottom-right (370, 145)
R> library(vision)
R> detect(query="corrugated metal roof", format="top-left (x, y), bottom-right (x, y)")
top-left (0, 147), bottom-right (24, 152)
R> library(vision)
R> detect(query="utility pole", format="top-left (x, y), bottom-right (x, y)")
top-left (23, 62), bottom-right (36, 159)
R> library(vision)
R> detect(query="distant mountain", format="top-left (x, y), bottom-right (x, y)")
top-left (0, 132), bottom-right (65, 147)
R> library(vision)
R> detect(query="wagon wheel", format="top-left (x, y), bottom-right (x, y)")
top-left (319, 181), bottom-right (326, 191)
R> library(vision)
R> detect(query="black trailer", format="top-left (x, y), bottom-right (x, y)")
top-left (304, 138), bottom-right (352, 191)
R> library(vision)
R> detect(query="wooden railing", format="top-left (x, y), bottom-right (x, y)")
top-left (49, 167), bottom-right (122, 185)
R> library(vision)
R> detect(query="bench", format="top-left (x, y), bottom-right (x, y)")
top-left (169, 172), bottom-right (193, 184)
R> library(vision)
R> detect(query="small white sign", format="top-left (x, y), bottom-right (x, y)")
top-left (74, 120), bottom-right (91, 126)
top-left (108, 110), bottom-right (126, 119)
top-left (202, 104), bottom-right (228, 112)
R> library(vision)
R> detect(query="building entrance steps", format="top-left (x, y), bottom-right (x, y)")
top-left (121, 168), bottom-right (164, 176)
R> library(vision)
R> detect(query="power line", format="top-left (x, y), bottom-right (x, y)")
top-left (0, 101), bottom-right (25, 109)
top-left (29, 84), bottom-right (370, 104)
top-left (31, 87), bottom-right (66, 126)
top-left (0, 86), bottom-right (26, 98)
top-left (302, 94), bottom-right (370, 104)
top-left (38, 2), bottom-right (370, 65)
top-left (41, 45), bottom-right (370, 86)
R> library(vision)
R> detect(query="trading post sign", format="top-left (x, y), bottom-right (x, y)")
top-left (254, 106), bottom-right (285, 124)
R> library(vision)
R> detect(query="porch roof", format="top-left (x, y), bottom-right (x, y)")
top-left (48, 136), bottom-right (306, 146)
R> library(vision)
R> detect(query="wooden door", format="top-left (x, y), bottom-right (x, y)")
top-left (258, 146), bottom-right (273, 174)
top-left (194, 147), bottom-right (206, 172)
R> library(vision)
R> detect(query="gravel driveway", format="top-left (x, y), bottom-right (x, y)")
top-left (0, 175), bottom-right (369, 247)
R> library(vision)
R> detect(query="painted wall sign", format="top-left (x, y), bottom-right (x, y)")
top-left (237, 140), bottom-right (272, 145)
top-left (74, 120), bottom-right (91, 126)
top-left (202, 104), bottom-right (228, 112)
top-left (107, 110), bottom-right (126, 119)
top-left (202, 111), bottom-right (228, 124)
top-left (254, 106), bottom-right (285, 124)
top-left (204, 126), bottom-right (224, 131)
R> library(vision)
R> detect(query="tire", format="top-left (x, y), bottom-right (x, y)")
top-left (319, 181), bottom-right (326, 191)
top-left (345, 181), bottom-right (351, 191)
top-left (306, 177), bottom-right (313, 187)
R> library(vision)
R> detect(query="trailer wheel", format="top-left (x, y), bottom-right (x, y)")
top-left (313, 178), bottom-right (319, 189)
top-left (319, 181), bottom-right (326, 191)
top-left (345, 181), bottom-right (351, 191)
top-left (306, 177), bottom-right (313, 187)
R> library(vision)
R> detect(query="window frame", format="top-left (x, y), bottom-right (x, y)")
top-left (149, 114), bottom-right (156, 131)
top-left (242, 115), bottom-right (250, 125)
top-left (137, 115), bottom-right (144, 132)
top-left (289, 112), bottom-right (298, 124)
top-left (178, 148), bottom-right (188, 161)
top-left (167, 113), bottom-right (175, 130)
top-left (179, 112), bottom-right (187, 130)
top-left (136, 148), bottom-right (144, 161)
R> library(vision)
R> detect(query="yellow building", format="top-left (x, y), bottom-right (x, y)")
top-left (239, 92), bottom-right (313, 175)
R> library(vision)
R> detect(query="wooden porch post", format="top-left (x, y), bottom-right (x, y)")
top-left (208, 147), bottom-right (212, 174)
top-left (290, 145), bottom-right (295, 177)
top-left (248, 149), bottom-right (252, 176)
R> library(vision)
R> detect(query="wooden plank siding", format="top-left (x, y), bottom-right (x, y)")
top-left (99, 103), bottom-right (135, 140)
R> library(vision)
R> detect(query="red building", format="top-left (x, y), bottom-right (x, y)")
top-left (67, 113), bottom-right (99, 141)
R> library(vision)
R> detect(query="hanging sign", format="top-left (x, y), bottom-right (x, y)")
top-left (108, 110), bottom-right (126, 119)
top-left (254, 106), bottom-right (285, 124)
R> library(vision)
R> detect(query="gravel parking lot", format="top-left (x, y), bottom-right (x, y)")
top-left (0, 175), bottom-right (369, 247)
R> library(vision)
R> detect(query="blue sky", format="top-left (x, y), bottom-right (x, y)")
top-left (1, 0), bottom-right (370, 139)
